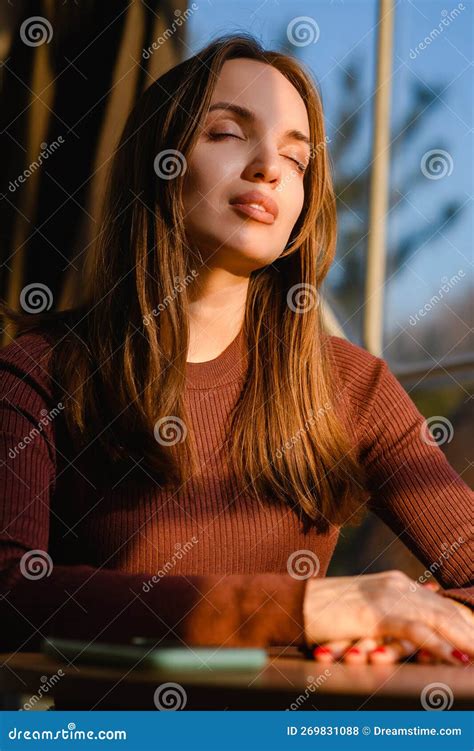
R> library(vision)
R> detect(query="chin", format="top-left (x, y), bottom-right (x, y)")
top-left (222, 242), bottom-right (277, 271)
top-left (190, 225), bottom-right (279, 269)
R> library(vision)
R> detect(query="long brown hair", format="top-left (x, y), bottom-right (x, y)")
top-left (0, 33), bottom-right (368, 534)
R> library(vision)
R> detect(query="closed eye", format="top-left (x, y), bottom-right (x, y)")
top-left (208, 132), bottom-right (241, 140)
top-left (208, 133), bottom-right (307, 173)
top-left (286, 156), bottom-right (307, 173)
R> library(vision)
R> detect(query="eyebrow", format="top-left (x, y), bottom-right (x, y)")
top-left (207, 101), bottom-right (311, 149)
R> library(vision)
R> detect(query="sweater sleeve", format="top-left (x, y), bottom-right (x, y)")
top-left (358, 356), bottom-right (474, 609)
top-left (0, 334), bottom-right (307, 653)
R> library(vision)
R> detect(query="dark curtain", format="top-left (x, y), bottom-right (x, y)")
top-left (0, 0), bottom-right (187, 346)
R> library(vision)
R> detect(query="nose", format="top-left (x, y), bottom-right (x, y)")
top-left (241, 141), bottom-right (281, 186)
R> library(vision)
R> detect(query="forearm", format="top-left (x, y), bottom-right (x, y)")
top-left (0, 563), bottom-right (308, 652)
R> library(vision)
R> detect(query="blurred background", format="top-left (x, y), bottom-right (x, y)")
top-left (1, 0), bottom-right (473, 581)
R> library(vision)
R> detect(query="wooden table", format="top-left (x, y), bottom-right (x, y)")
top-left (1, 649), bottom-right (473, 710)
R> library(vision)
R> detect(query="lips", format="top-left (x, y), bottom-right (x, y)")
top-left (229, 190), bottom-right (279, 224)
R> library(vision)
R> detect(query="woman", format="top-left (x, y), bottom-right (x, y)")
top-left (0, 33), bottom-right (472, 668)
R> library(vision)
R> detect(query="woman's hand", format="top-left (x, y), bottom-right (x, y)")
top-left (311, 580), bottom-right (473, 665)
top-left (303, 571), bottom-right (473, 666)
top-left (311, 636), bottom-right (418, 664)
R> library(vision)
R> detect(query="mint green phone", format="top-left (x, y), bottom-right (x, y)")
top-left (42, 636), bottom-right (268, 671)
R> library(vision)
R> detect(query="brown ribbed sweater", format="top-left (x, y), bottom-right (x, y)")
top-left (0, 328), bottom-right (472, 653)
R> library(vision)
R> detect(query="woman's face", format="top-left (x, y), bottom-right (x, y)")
top-left (182, 58), bottom-right (311, 274)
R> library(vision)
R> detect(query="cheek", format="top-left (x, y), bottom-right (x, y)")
top-left (183, 148), bottom-right (235, 210)
top-left (283, 182), bottom-right (305, 230)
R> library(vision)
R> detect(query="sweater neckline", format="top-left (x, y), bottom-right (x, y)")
top-left (185, 328), bottom-right (247, 389)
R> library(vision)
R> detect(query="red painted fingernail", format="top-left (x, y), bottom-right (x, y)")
top-left (313, 646), bottom-right (332, 657)
top-left (451, 649), bottom-right (470, 664)
top-left (345, 647), bottom-right (360, 654)
top-left (418, 649), bottom-right (431, 659)
top-left (371, 646), bottom-right (386, 654)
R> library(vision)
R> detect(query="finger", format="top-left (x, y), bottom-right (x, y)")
top-left (416, 648), bottom-right (436, 664)
top-left (342, 637), bottom-right (380, 664)
top-left (422, 583), bottom-right (474, 626)
top-left (312, 640), bottom-right (353, 663)
top-left (417, 589), bottom-right (474, 656)
top-left (369, 639), bottom-right (416, 664)
top-left (447, 598), bottom-right (474, 627)
top-left (389, 618), bottom-right (471, 666)
top-left (430, 607), bottom-right (474, 659)
top-left (421, 581), bottom-right (440, 592)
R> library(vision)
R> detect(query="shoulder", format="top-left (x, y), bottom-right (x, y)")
top-left (324, 334), bottom-right (386, 392)
top-left (322, 335), bottom-right (407, 432)
top-left (0, 329), bottom-right (56, 406)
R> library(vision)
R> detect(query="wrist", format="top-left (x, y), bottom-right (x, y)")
top-left (302, 577), bottom-right (322, 645)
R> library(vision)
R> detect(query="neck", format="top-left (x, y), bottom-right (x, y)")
top-left (186, 269), bottom-right (249, 363)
